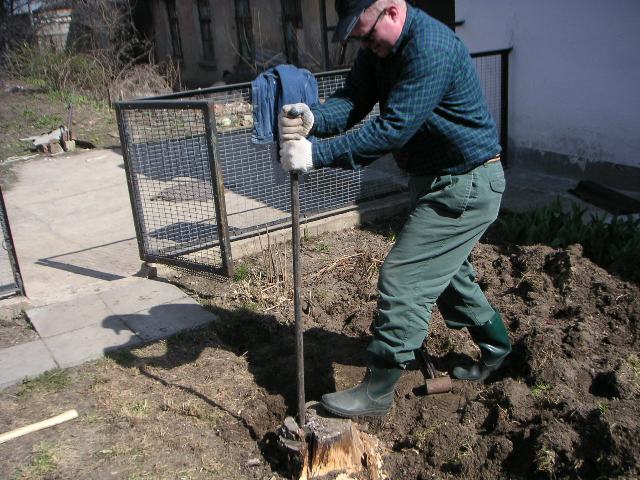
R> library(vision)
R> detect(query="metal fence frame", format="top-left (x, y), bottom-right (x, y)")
top-left (0, 186), bottom-right (26, 299)
top-left (471, 48), bottom-right (512, 165)
top-left (116, 48), bottom-right (511, 277)
top-left (115, 100), bottom-right (234, 277)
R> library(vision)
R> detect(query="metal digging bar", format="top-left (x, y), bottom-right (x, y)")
top-left (277, 113), bottom-right (388, 480)
top-left (291, 170), bottom-right (305, 428)
top-left (286, 105), bottom-right (306, 429)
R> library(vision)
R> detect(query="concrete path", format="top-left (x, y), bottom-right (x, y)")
top-left (1, 276), bottom-right (217, 388)
top-left (0, 150), bottom-right (219, 389)
top-left (2, 150), bottom-right (141, 306)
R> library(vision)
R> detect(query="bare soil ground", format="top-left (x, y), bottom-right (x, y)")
top-left (1, 221), bottom-right (639, 479)
top-left (0, 308), bottom-right (38, 348)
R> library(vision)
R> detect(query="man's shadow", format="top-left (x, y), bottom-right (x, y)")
top-left (103, 299), bottom-right (520, 408)
top-left (103, 302), bottom-right (371, 428)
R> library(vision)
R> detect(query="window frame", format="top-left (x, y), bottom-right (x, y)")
top-left (166, 0), bottom-right (183, 59)
top-left (196, 0), bottom-right (216, 63)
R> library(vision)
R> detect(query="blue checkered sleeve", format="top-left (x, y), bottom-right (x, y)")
top-left (310, 53), bottom-right (379, 137)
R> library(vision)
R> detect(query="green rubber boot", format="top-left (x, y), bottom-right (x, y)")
top-left (321, 358), bottom-right (403, 418)
top-left (453, 312), bottom-right (511, 382)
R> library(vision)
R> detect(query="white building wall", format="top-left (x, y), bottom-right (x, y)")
top-left (456, 0), bottom-right (640, 187)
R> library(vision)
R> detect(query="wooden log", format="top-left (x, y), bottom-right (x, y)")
top-left (279, 403), bottom-right (385, 480)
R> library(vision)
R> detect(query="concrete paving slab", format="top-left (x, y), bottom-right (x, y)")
top-left (98, 278), bottom-right (187, 315)
top-left (120, 297), bottom-right (218, 342)
top-left (43, 317), bottom-right (142, 368)
top-left (0, 340), bottom-right (58, 389)
top-left (26, 293), bottom-right (112, 338)
top-left (3, 150), bottom-right (141, 304)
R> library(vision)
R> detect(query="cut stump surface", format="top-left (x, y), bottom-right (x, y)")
top-left (278, 402), bottom-right (385, 480)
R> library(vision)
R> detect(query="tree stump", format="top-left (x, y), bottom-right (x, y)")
top-left (278, 402), bottom-right (385, 480)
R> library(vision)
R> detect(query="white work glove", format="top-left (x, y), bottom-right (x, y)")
top-left (279, 103), bottom-right (314, 141)
top-left (279, 137), bottom-right (314, 173)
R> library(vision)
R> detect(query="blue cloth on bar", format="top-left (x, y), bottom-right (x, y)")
top-left (251, 64), bottom-right (319, 145)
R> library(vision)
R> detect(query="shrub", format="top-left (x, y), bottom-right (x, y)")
top-left (3, 42), bottom-right (111, 100)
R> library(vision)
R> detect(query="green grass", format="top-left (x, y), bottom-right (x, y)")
top-left (18, 369), bottom-right (72, 396)
top-left (440, 337), bottom-right (456, 352)
top-left (303, 226), bottom-right (312, 242)
top-left (128, 399), bottom-right (149, 416)
top-left (628, 354), bottom-right (640, 387)
top-left (386, 226), bottom-right (398, 243)
top-left (408, 426), bottom-right (436, 449)
top-left (232, 264), bottom-right (249, 282)
top-left (597, 402), bottom-right (610, 416)
top-left (31, 112), bottom-right (63, 130)
top-left (126, 474), bottom-right (151, 480)
top-left (239, 301), bottom-right (258, 312)
top-left (28, 441), bottom-right (59, 476)
top-left (99, 444), bottom-right (146, 460)
top-left (4, 106), bottom-right (63, 148)
top-left (83, 411), bottom-right (104, 425)
top-left (312, 287), bottom-right (328, 303)
top-left (4, 43), bottom-right (111, 101)
top-left (315, 241), bottom-right (331, 253)
top-left (535, 446), bottom-right (557, 476)
top-left (530, 382), bottom-right (551, 397)
top-left (45, 89), bottom-right (110, 111)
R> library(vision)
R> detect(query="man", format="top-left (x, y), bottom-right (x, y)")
top-left (278, 0), bottom-right (511, 418)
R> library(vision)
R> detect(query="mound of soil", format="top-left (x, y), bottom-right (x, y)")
top-left (171, 224), bottom-right (640, 479)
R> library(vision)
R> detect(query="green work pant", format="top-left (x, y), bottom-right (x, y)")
top-left (367, 161), bottom-right (506, 366)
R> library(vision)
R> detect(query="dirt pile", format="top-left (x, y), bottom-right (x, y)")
top-left (177, 225), bottom-right (639, 479)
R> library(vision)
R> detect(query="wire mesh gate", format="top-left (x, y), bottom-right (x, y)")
top-left (116, 70), bottom-right (405, 276)
top-left (0, 186), bottom-right (25, 299)
top-left (116, 101), bottom-right (234, 276)
top-left (116, 50), bottom-right (510, 277)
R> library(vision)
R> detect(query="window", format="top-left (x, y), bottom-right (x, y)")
top-left (197, 0), bottom-right (215, 62)
top-left (166, 0), bottom-right (183, 59)
top-left (234, 0), bottom-right (254, 63)
top-left (281, 0), bottom-right (302, 29)
top-left (281, 0), bottom-right (302, 64)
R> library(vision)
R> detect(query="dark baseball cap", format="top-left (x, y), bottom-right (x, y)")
top-left (333, 0), bottom-right (376, 42)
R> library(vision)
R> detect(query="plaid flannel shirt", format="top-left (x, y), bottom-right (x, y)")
top-left (310, 5), bottom-right (501, 175)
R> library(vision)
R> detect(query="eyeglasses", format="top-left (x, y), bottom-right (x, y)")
top-left (351, 9), bottom-right (386, 44)
top-left (339, 9), bottom-right (386, 63)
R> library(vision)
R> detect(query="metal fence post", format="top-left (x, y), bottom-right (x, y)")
top-left (115, 104), bottom-right (148, 261)
top-left (500, 49), bottom-right (512, 167)
top-left (205, 102), bottom-right (234, 278)
top-left (0, 185), bottom-right (26, 298)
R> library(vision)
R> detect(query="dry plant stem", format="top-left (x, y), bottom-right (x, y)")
top-left (284, 247), bottom-right (288, 284)
top-left (307, 253), bottom-right (365, 281)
